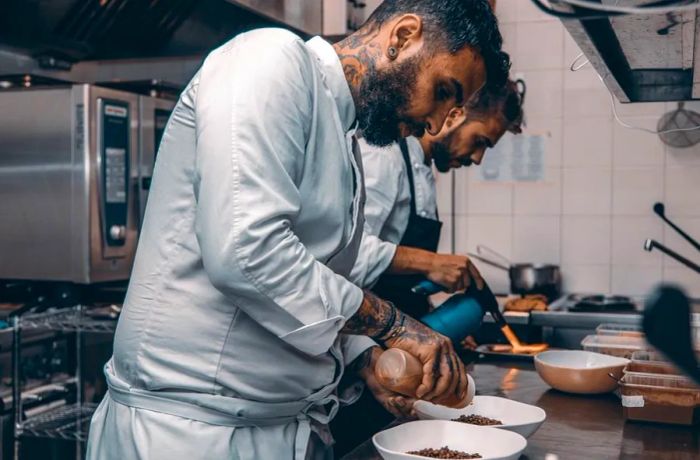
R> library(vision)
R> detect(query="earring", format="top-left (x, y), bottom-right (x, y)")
top-left (387, 46), bottom-right (398, 59)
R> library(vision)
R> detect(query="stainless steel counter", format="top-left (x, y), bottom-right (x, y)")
top-left (342, 362), bottom-right (700, 460)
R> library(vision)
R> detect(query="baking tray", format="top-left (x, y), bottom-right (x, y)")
top-left (475, 344), bottom-right (547, 362)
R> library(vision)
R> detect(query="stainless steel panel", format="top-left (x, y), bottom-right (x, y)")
top-left (227, 0), bottom-right (323, 35)
top-left (0, 87), bottom-right (80, 281)
top-left (86, 85), bottom-right (139, 282)
top-left (137, 96), bottom-right (174, 227)
top-left (0, 84), bottom-right (138, 283)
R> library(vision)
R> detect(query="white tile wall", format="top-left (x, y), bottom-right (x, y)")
top-left (433, 4), bottom-right (700, 298)
top-left (611, 217), bottom-right (663, 266)
top-left (465, 215), bottom-right (513, 258)
top-left (562, 118), bottom-right (613, 167)
top-left (666, 143), bottom-right (700, 168)
top-left (513, 167), bottom-right (562, 216)
top-left (613, 119), bottom-right (665, 167)
top-left (562, 265), bottom-right (611, 294)
top-left (561, 216), bottom-right (612, 265)
top-left (612, 168), bottom-right (664, 216)
top-left (522, 117), bottom-right (563, 167)
top-left (512, 216), bottom-right (561, 264)
top-left (611, 265), bottom-right (663, 297)
top-left (515, 21), bottom-right (564, 71)
top-left (562, 168), bottom-right (612, 215)
top-left (519, 70), bottom-right (564, 119)
top-left (467, 173), bottom-right (513, 215)
top-left (665, 167), bottom-right (700, 216)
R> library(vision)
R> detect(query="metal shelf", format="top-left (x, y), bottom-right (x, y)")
top-left (18, 307), bottom-right (117, 333)
top-left (19, 403), bottom-right (97, 442)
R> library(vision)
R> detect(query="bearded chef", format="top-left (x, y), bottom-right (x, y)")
top-left (85, 1), bottom-right (510, 459)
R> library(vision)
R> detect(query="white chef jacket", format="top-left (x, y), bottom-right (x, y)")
top-left (86, 29), bottom-right (393, 460)
top-left (359, 136), bottom-right (438, 244)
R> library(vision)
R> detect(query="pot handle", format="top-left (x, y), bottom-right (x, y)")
top-left (476, 245), bottom-right (512, 268)
top-left (468, 252), bottom-right (510, 272)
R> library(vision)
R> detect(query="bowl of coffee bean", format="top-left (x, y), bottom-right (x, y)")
top-left (413, 396), bottom-right (546, 438)
top-left (372, 420), bottom-right (527, 460)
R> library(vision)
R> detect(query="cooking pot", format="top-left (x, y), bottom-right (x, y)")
top-left (469, 245), bottom-right (561, 300)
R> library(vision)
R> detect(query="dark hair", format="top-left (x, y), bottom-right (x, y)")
top-left (465, 80), bottom-right (524, 132)
top-left (365, 0), bottom-right (510, 87)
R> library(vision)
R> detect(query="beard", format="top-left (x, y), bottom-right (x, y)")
top-left (431, 141), bottom-right (452, 173)
top-left (355, 56), bottom-right (424, 147)
top-left (431, 135), bottom-right (473, 173)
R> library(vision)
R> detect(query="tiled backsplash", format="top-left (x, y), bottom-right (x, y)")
top-left (436, 1), bottom-right (700, 298)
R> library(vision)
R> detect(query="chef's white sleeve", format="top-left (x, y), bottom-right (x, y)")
top-left (347, 232), bottom-right (396, 288)
top-left (193, 36), bottom-right (363, 357)
top-left (340, 334), bottom-right (378, 367)
top-left (347, 143), bottom-right (403, 287)
top-left (360, 143), bottom-right (403, 237)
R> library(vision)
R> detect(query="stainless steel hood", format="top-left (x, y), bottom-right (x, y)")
top-left (553, 1), bottom-right (700, 102)
top-left (0, 0), bottom-right (328, 64)
top-left (227, 1), bottom-right (347, 37)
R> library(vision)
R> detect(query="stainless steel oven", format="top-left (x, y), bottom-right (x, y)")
top-left (0, 84), bottom-right (139, 283)
top-left (137, 95), bottom-right (175, 226)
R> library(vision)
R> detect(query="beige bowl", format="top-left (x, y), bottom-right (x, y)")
top-left (534, 350), bottom-right (628, 394)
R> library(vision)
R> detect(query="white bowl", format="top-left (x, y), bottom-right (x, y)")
top-left (413, 396), bottom-right (546, 438)
top-left (534, 350), bottom-right (628, 394)
top-left (372, 420), bottom-right (527, 460)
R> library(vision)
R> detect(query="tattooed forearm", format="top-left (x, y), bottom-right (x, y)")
top-left (342, 290), bottom-right (398, 340)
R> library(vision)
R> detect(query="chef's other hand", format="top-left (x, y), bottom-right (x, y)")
top-left (379, 309), bottom-right (468, 404)
top-left (357, 346), bottom-right (415, 418)
top-left (426, 252), bottom-right (484, 293)
top-left (387, 247), bottom-right (483, 294)
top-left (461, 335), bottom-right (478, 351)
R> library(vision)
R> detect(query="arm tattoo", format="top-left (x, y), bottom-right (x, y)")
top-left (342, 290), bottom-right (398, 340)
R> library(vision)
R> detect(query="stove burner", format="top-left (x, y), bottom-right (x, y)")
top-left (568, 294), bottom-right (636, 313)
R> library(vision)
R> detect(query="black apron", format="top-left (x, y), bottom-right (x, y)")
top-left (371, 138), bottom-right (443, 319)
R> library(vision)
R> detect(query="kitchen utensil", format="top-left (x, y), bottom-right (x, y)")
top-left (580, 334), bottom-right (649, 359)
top-left (569, 295), bottom-right (636, 312)
top-left (596, 323), bottom-right (644, 338)
top-left (653, 202), bottom-right (700, 253)
top-left (413, 279), bottom-right (548, 354)
top-left (415, 282), bottom-right (487, 343)
top-left (619, 372), bottom-right (700, 425)
top-left (643, 286), bottom-right (700, 385)
top-left (374, 348), bottom-right (476, 408)
top-left (644, 239), bottom-right (700, 275)
top-left (472, 245), bottom-right (561, 299)
top-left (657, 102), bottom-right (700, 148)
top-left (534, 350), bottom-right (629, 394)
top-left (372, 420), bottom-right (527, 460)
top-left (413, 396), bottom-right (546, 439)
top-left (629, 350), bottom-right (686, 375)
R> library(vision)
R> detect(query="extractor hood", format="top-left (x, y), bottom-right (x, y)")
top-left (549, 0), bottom-right (700, 102)
top-left (0, 0), bottom-right (348, 64)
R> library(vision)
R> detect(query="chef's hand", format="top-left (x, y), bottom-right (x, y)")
top-left (357, 346), bottom-right (415, 418)
top-left (426, 252), bottom-right (484, 293)
top-left (342, 292), bottom-right (469, 406)
top-left (380, 309), bottom-right (470, 406)
top-left (387, 247), bottom-right (483, 293)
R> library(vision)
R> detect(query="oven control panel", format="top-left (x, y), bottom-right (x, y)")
top-left (101, 100), bottom-right (130, 248)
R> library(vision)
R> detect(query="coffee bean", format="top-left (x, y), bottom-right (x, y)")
top-left (452, 414), bottom-right (503, 426)
top-left (407, 446), bottom-right (482, 459)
